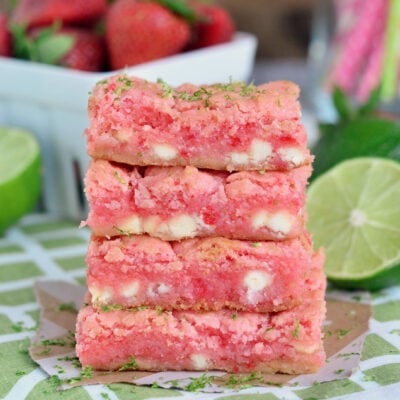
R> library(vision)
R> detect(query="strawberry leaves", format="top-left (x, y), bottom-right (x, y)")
top-left (156, 0), bottom-right (197, 23)
top-left (10, 22), bottom-right (75, 65)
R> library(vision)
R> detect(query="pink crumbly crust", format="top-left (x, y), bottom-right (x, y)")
top-left (85, 75), bottom-right (311, 171)
top-left (86, 234), bottom-right (325, 312)
top-left (76, 287), bottom-right (326, 374)
top-left (84, 160), bottom-right (310, 241)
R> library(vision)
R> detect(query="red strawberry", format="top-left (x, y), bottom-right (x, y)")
top-left (0, 12), bottom-right (11, 57)
top-left (105, 0), bottom-right (190, 70)
top-left (12, 0), bottom-right (107, 28)
top-left (58, 28), bottom-right (106, 71)
top-left (12, 24), bottom-right (106, 71)
top-left (190, 4), bottom-right (235, 49)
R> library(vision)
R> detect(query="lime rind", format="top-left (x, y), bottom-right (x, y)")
top-left (307, 157), bottom-right (400, 287)
top-left (328, 260), bottom-right (400, 291)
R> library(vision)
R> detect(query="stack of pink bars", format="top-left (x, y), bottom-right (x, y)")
top-left (76, 74), bottom-right (326, 374)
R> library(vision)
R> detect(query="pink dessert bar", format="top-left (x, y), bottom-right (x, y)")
top-left (84, 159), bottom-right (310, 241)
top-left (87, 234), bottom-right (324, 312)
top-left (86, 75), bottom-right (312, 172)
top-left (76, 285), bottom-right (326, 374)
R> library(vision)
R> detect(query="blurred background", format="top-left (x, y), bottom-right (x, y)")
top-left (219, 0), bottom-right (316, 60)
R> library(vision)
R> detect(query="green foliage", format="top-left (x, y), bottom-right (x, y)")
top-left (312, 86), bottom-right (400, 180)
top-left (10, 22), bottom-right (75, 65)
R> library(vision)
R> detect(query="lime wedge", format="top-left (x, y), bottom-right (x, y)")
top-left (0, 127), bottom-right (41, 235)
top-left (307, 157), bottom-right (400, 290)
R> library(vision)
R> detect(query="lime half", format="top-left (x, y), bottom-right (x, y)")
top-left (0, 127), bottom-right (41, 234)
top-left (307, 157), bottom-right (400, 290)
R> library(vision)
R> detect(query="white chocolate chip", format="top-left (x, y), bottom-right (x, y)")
top-left (191, 354), bottom-right (209, 369)
top-left (278, 147), bottom-right (305, 167)
top-left (168, 214), bottom-right (198, 238)
top-left (252, 211), bottom-right (270, 229)
top-left (143, 214), bottom-right (209, 239)
top-left (118, 215), bottom-right (143, 234)
top-left (230, 151), bottom-right (249, 165)
top-left (152, 144), bottom-right (177, 161)
top-left (142, 216), bottom-right (161, 235)
top-left (147, 283), bottom-right (171, 297)
top-left (250, 139), bottom-right (272, 162)
top-left (294, 343), bottom-right (320, 354)
top-left (147, 285), bottom-right (155, 297)
top-left (90, 287), bottom-right (113, 303)
top-left (266, 212), bottom-right (292, 235)
top-left (157, 214), bottom-right (201, 239)
top-left (114, 129), bottom-right (130, 143)
top-left (244, 271), bottom-right (272, 292)
top-left (157, 283), bottom-right (170, 294)
top-left (251, 211), bottom-right (292, 236)
top-left (121, 281), bottom-right (140, 298)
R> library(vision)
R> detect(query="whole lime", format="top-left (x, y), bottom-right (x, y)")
top-left (0, 127), bottom-right (41, 234)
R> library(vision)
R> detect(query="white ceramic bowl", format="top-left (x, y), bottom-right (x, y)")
top-left (0, 32), bottom-right (257, 219)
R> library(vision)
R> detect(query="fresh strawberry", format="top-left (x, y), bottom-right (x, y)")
top-left (12, 0), bottom-right (107, 28)
top-left (0, 12), bottom-right (11, 57)
top-left (58, 28), bottom-right (106, 71)
top-left (11, 24), bottom-right (105, 71)
top-left (105, 0), bottom-right (190, 70)
top-left (190, 3), bottom-right (235, 49)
